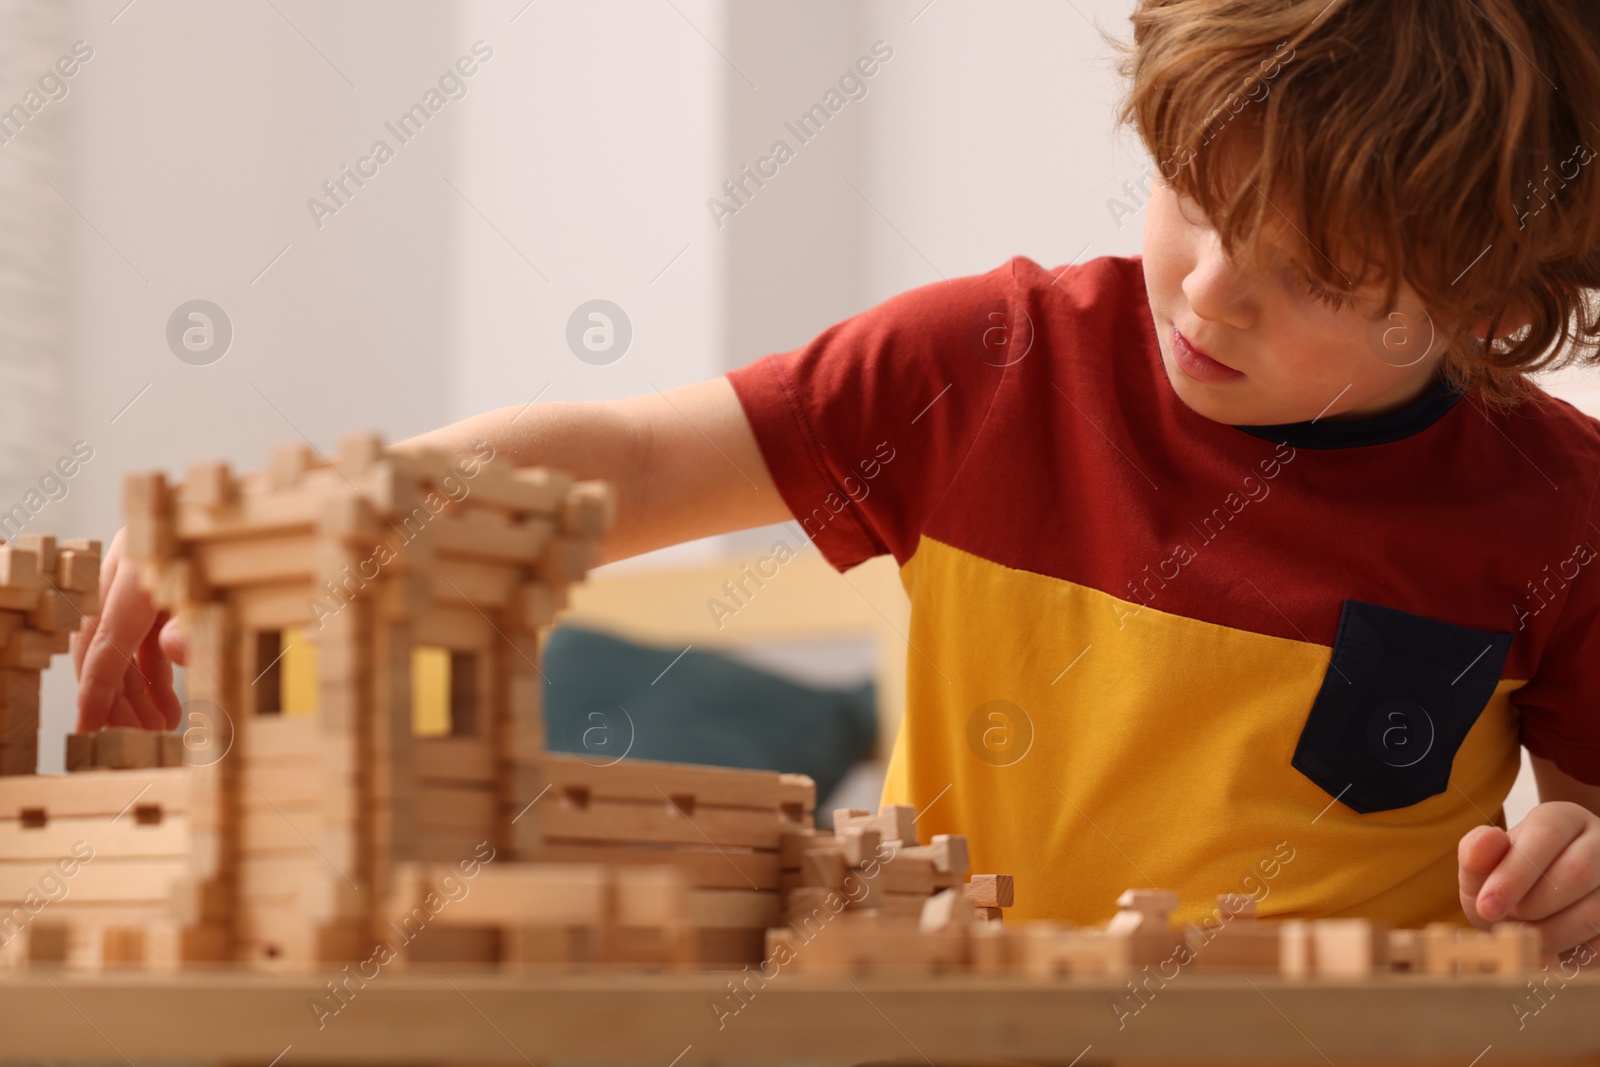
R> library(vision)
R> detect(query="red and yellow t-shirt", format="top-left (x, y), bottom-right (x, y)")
top-left (726, 254), bottom-right (1600, 928)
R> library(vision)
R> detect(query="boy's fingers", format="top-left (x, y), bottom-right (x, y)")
top-left (105, 692), bottom-right (141, 729)
top-left (73, 528), bottom-right (124, 677)
top-left (1508, 810), bottom-right (1600, 922)
top-left (75, 557), bottom-right (157, 732)
top-left (157, 614), bottom-right (189, 667)
top-left (121, 666), bottom-right (167, 731)
top-left (1523, 887), bottom-right (1600, 958)
top-left (137, 612), bottom-right (184, 730)
top-left (1478, 805), bottom-right (1590, 923)
top-left (1460, 824), bottom-right (1512, 926)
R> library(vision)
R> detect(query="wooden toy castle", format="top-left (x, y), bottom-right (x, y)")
top-left (0, 435), bottom-right (1550, 982)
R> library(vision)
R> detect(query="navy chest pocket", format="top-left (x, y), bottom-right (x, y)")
top-left (1291, 600), bottom-right (1512, 815)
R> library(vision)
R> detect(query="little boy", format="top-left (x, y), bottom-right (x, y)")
top-left (77, 0), bottom-right (1600, 957)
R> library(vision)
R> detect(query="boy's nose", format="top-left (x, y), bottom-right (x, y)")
top-left (1183, 245), bottom-right (1257, 331)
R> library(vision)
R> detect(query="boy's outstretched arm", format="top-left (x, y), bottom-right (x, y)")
top-left (1459, 754), bottom-right (1600, 958)
top-left (396, 377), bottom-right (787, 566)
top-left (74, 377), bottom-right (789, 732)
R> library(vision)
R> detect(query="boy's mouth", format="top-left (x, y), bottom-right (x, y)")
top-left (1172, 325), bottom-right (1244, 382)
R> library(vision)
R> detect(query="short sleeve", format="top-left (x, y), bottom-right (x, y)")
top-left (1515, 490), bottom-right (1600, 786)
top-left (725, 259), bottom-right (1029, 572)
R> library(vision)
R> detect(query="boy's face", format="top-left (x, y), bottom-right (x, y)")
top-left (1141, 177), bottom-right (1448, 427)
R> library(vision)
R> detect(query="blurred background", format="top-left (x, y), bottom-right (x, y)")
top-left (7, 0), bottom-right (1588, 817)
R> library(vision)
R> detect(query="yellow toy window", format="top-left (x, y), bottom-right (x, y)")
top-left (412, 647), bottom-right (479, 737)
top-left (254, 628), bottom-right (318, 716)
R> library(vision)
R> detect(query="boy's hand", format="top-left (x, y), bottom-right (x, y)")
top-left (71, 527), bottom-right (187, 732)
top-left (1459, 801), bottom-right (1600, 957)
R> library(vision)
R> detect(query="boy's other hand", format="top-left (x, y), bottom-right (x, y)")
top-left (1459, 801), bottom-right (1600, 957)
top-left (71, 527), bottom-right (187, 732)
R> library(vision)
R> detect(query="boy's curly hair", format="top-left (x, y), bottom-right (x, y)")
top-left (1113, 0), bottom-right (1600, 408)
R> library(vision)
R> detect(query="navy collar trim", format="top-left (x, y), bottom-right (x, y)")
top-left (1230, 376), bottom-right (1468, 449)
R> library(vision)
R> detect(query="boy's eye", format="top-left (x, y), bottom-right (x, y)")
top-left (1296, 271), bottom-right (1354, 312)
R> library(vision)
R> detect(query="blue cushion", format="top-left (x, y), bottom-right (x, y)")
top-left (540, 625), bottom-right (876, 805)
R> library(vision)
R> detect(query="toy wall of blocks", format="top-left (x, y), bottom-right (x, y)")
top-left (0, 534), bottom-right (101, 776)
top-left (0, 435), bottom-right (1555, 980)
top-left (0, 434), bottom-right (825, 972)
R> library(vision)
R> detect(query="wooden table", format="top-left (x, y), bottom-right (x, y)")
top-left (3, 970), bottom-right (1598, 1066)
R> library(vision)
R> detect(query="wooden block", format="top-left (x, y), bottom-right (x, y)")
top-left (799, 847), bottom-right (847, 889)
top-left (1387, 928), bottom-right (1419, 972)
top-left (0, 744), bottom-right (34, 776)
top-left (798, 913), bottom-right (965, 978)
top-left (0, 767), bottom-right (189, 818)
top-left (28, 589), bottom-right (80, 632)
top-left (1188, 916), bottom-right (1279, 972)
top-left (682, 887), bottom-right (779, 930)
top-left (836, 825), bottom-right (881, 867)
top-left (9, 535), bottom-right (55, 577)
top-left (878, 804), bottom-right (917, 844)
top-left (538, 794), bottom-right (798, 850)
top-left (54, 550), bottom-right (99, 591)
top-left (1021, 925), bottom-right (1116, 978)
top-left (0, 700), bottom-right (39, 745)
top-left (539, 536), bottom-right (600, 583)
top-left (979, 905), bottom-right (1004, 922)
top-left (1312, 921), bottom-right (1388, 979)
top-left (60, 538), bottom-right (102, 557)
top-left (780, 828), bottom-right (820, 869)
top-left (1493, 922), bottom-right (1541, 972)
top-left (611, 863), bottom-right (688, 927)
top-left (965, 874), bottom-right (1015, 909)
top-left (919, 886), bottom-right (975, 932)
top-left (530, 754), bottom-right (817, 815)
top-left (785, 887), bottom-right (843, 927)
top-left (970, 920), bottom-right (1013, 972)
top-left (561, 481), bottom-right (616, 538)
top-left (101, 927), bottom-right (147, 968)
top-left (1108, 888), bottom-right (1179, 933)
top-left (0, 586), bottom-right (40, 612)
top-left (414, 784), bottom-right (496, 832)
top-left (426, 512), bottom-right (553, 565)
top-left (158, 732), bottom-right (185, 767)
top-left (929, 834), bottom-right (970, 875)
top-left (0, 546), bottom-right (40, 589)
top-left (268, 443), bottom-right (316, 488)
top-left (778, 773), bottom-right (816, 814)
top-left (0, 627), bottom-right (56, 668)
top-left (0, 667), bottom-right (38, 710)
top-left (1419, 921), bottom-right (1538, 975)
top-left (861, 891), bottom-right (930, 919)
top-left (1280, 920), bottom-right (1312, 979)
top-left (317, 495), bottom-right (381, 545)
top-left (512, 582), bottom-right (562, 629)
top-left (177, 924), bottom-right (231, 963)
top-left (414, 737), bottom-right (494, 783)
top-left (690, 927), bottom-right (764, 966)
top-left (95, 727), bottom-right (160, 770)
top-left (860, 852), bottom-right (951, 895)
top-left (336, 431), bottom-right (385, 475)
top-left (504, 925), bottom-right (601, 967)
top-left (180, 461), bottom-right (237, 512)
top-left (65, 732), bottom-right (95, 772)
top-left (835, 805), bottom-right (917, 848)
top-left (0, 858), bottom-right (187, 903)
top-left (124, 473), bottom-right (174, 560)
